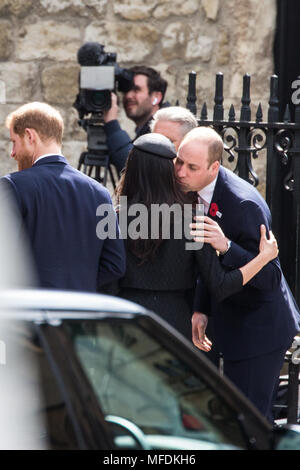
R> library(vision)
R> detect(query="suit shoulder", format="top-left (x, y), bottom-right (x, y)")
top-left (3, 165), bottom-right (111, 200)
top-left (1, 167), bottom-right (35, 187)
top-left (220, 166), bottom-right (266, 205)
top-left (66, 166), bottom-right (112, 199)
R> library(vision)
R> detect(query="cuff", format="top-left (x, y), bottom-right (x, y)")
top-left (221, 240), bottom-right (250, 268)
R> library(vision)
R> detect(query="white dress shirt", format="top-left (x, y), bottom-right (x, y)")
top-left (197, 176), bottom-right (218, 214)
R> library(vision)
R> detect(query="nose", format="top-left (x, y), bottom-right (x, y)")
top-left (124, 89), bottom-right (135, 101)
top-left (176, 163), bottom-right (186, 178)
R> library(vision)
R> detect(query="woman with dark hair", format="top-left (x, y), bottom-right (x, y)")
top-left (113, 133), bottom-right (278, 343)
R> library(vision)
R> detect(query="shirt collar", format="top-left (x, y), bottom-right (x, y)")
top-left (198, 175), bottom-right (218, 205)
top-left (34, 153), bottom-right (64, 164)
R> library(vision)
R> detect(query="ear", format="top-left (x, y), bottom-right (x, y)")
top-left (211, 160), bottom-right (220, 175)
top-left (151, 91), bottom-right (163, 106)
top-left (24, 128), bottom-right (36, 144)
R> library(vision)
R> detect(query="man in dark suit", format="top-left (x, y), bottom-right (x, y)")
top-left (179, 126), bottom-right (300, 422)
top-left (2, 102), bottom-right (126, 292)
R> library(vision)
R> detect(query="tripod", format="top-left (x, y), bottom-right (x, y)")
top-left (77, 116), bottom-right (118, 188)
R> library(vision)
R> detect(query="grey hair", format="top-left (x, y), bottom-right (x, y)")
top-left (150, 106), bottom-right (198, 137)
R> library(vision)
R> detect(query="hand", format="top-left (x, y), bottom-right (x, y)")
top-left (191, 312), bottom-right (212, 352)
top-left (259, 224), bottom-right (278, 262)
top-left (190, 216), bottom-right (229, 252)
top-left (103, 92), bottom-right (119, 123)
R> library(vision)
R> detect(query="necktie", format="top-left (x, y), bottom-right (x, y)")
top-left (198, 195), bottom-right (209, 215)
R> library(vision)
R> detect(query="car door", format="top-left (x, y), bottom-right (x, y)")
top-left (1, 307), bottom-right (274, 450)
top-left (39, 312), bottom-right (273, 450)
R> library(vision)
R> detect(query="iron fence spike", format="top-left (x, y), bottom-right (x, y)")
top-left (229, 104), bottom-right (236, 121)
top-left (201, 102), bottom-right (208, 120)
top-left (256, 103), bottom-right (263, 122)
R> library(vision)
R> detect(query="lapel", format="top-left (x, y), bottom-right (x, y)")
top-left (207, 166), bottom-right (227, 221)
top-left (33, 155), bottom-right (68, 167)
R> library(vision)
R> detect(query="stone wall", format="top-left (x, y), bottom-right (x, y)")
top-left (0, 0), bottom-right (277, 194)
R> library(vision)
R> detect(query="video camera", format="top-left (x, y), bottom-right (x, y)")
top-left (73, 42), bottom-right (133, 118)
top-left (74, 42), bottom-right (133, 188)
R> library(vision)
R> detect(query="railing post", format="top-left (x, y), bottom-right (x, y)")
top-left (287, 360), bottom-right (300, 424)
top-left (266, 75), bottom-right (279, 208)
top-left (287, 337), bottom-right (300, 424)
top-left (236, 74), bottom-right (252, 183)
top-left (266, 75), bottom-right (281, 241)
top-left (186, 71), bottom-right (197, 116)
top-left (213, 72), bottom-right (224, 121)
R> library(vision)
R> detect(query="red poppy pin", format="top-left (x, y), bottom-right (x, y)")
top-left (209, 203), bottom-right (222, 218)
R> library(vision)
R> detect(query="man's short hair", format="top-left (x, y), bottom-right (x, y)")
top-left (129, 66), bottom-right (168, 104)
top-left (6, 102), bottom-right (64, 144)
top-left (150, 106), bottom-right (198, 137)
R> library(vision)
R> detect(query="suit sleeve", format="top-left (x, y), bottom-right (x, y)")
top-left (97, 191), bottom-right (126, 287)
top-left (193, 199), bottom-right (281, 311)
top-left (221, 200), bottom-right (282, 290)
top-left (194, 243), bottom-right (243, 303)
top-left (97, 235), bottom-right (126, 287)
top-left (193, 277), bottom-right (211, 314)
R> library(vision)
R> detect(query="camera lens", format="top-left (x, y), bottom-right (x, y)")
top-left (92, 91), bottom-right (107, 107)
top-left (80, 89), bottom-right (111, 113)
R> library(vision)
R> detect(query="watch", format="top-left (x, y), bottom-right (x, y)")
top-left (220, 239), bottom-right (231, 256)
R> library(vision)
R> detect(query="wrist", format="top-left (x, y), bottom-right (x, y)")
top-left (104, 114), bottom-right (116, 123)
top-left (219, 239), bottom-right (231, 256)
top-left (192, 312), bottom-right (208, 325)
top-left (257, 251), bottom-right (269, 266)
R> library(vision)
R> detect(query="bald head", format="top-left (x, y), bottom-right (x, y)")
top-left (179, 126), bottom-right (223, 166)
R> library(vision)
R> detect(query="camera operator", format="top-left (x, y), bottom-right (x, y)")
top-left (103, 66), bottom-right (168, 173)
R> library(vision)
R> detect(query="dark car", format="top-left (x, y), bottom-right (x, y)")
top-left (0, 288), bottom-right (299, 451)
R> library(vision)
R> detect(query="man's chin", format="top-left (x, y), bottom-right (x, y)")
top-left (125, 111), bottom-right (135, 119)
top-left (124, 105), bottom-right (136, 117)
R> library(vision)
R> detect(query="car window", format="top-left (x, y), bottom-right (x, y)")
top-left (0, 320), bottom-right (78, 450)
top-left (64, 319), bottom-right (246, 450)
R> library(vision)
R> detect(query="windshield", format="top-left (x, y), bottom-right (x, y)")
top-left (64, 319), bottom-right (246, 450)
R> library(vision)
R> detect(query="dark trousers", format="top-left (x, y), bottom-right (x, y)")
top-left (223, 346), bottom-right (288, 423)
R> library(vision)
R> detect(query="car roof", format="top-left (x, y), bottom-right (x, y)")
top-left (0, 289), bottom-right (148, 321)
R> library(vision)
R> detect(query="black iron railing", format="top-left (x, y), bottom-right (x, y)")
top-left (186, 71), bottom-right (300, 307)
top-left (186, 71), bottom-right (300, 423)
